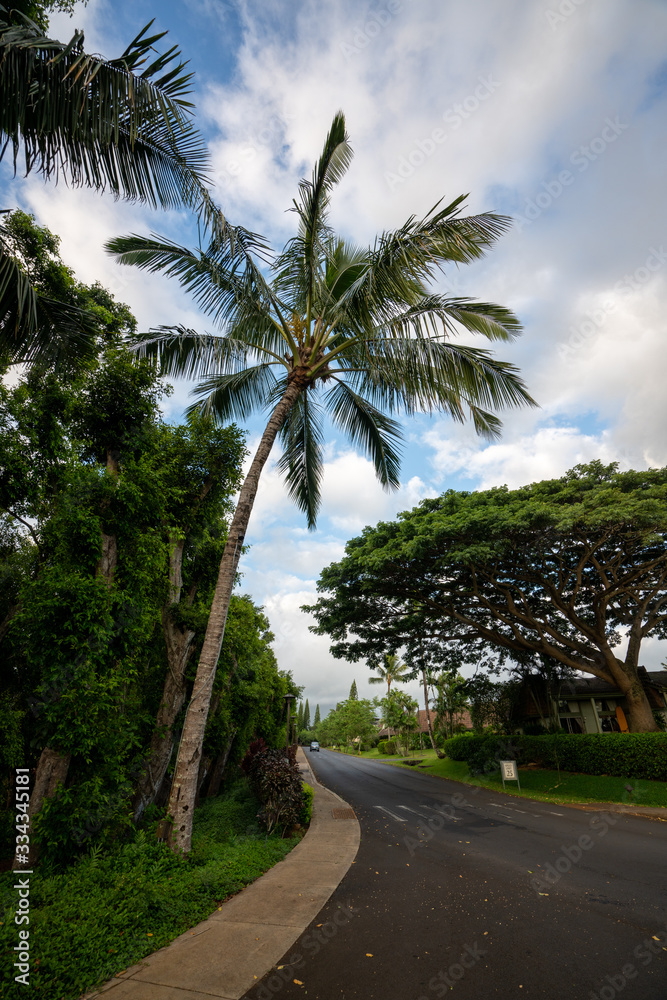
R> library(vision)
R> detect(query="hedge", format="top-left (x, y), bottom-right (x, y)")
top-left (442, 733), bottom-right (667, 782)
top-left (378, 739), bottom-right (398, 755)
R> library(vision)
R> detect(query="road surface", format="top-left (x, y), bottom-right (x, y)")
top-left (243, 749), bottom-right (667, 999)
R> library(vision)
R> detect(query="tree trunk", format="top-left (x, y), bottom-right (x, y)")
top-left (14, 747), bottom-right (70, 868)
top-left (609, 656), bottom-right (660, 733)
top-left (421, 668), bottom-right (437, 751)
top-left (166, 380), bottom-right (303, 853)
top-left (622, 679), bottom-right (660, 732)
top-left (206, 729), bottom-right (237, 798)
top-left (132, 537), bottom-right (197, 822)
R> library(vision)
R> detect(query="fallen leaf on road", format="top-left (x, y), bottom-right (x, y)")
top-left (294, 979), bottom-right (304, 985)
top-left (538, 893), bottom-right (549, 896)
top-left (366, 954), bottom-right (373, 957)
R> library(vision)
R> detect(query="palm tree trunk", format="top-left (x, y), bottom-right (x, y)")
top-left (421, 668), bottom-right (437, 751)
top-left (166, 380), bottom-right (303, 853)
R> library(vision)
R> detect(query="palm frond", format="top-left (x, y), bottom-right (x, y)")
top-left (339, 338), bottom-right (537, 421)
top-left (186, 364), bottom-right (280, 423)
top-left (325, 380), bottom-right (402, 489)
top-left (106, 232), bottom-right (281, 346)
top-left (131, 326), bottom-right (249, 380)
top-left (0, 241), bottom-right (98, 366)
top-left (284, 111), bottom-right (353, 311)
top-left (276, 388), bottom-right (324, 529)
top-left (0, 15), bottom-right (228, 239)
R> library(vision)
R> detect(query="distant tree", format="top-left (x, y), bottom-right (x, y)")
top-left (348, 679), bottom-right (358, 700)
top-left (368, 652), bottom-right (409, 696)
top-left (303, 698), bottom-right (310, 730)
top-left (296, 701), bottom-right (304, 732)
top-left (433, 673), bottom-right (469, 738)
top-left (381, 690), bottom-right (418, 755)
top-left (314, 703), bottom-right (321, 726)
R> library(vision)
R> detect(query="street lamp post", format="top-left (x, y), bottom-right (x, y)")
top-left (283, 693), bottom-right (295, 753)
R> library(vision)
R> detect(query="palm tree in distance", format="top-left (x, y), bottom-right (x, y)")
top-left (368, 653), bottom-right (410, 697)
top-left (107, 112), bottom-right (537, 852)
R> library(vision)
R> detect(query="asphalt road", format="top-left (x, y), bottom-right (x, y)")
top-left (242, 750), bottom-right (667, 1000)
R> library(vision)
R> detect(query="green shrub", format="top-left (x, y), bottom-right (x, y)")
top-left (241, 745), bottom-right (304, 835)
top-left (299, 783), bottom-right (314, 826)
top-left (442, 732), bottom-right (667, 781)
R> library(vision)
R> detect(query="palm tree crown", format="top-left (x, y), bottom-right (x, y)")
top-left (368, 653), bottom-right (410, 695)
top-left (108, 111), bottom-right (535, 529)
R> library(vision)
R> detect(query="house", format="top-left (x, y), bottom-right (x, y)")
top-left (516, 668), bottom-right (667, 734)
top-left (377, 707), bottom-right (473, 741)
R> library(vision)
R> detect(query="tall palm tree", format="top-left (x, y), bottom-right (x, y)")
top-left (0, 9), bottom-right (252, 365)
top-left (107, 112), bottom-right (536, 852)
top-left (368, 653), bottom-right (410, 697)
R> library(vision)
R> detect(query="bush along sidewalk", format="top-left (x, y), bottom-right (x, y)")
top-left (443, 732), bottom-right (667, 782)
top-left (0, 778), bottom-right (300, 1000)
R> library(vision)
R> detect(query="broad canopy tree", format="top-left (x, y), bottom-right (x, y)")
top-left (107, 112), bottom-right (535, 852)
top-left (307, 462), bottom-right (667, 732)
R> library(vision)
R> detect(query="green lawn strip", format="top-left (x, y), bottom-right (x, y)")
top-left (0, 779), bottom-right (298, 1000)
top-left (338, 747), bottom-right (667, 808)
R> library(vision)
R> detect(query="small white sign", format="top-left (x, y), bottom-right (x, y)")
top-left (500, 759), bottom-right (520, 789)
top-left (501, 760), bottom-right (518, 780)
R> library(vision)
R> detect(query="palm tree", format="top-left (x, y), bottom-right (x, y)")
top-left (368, 653), bottom-right (410, 698)
top-left (0, 9), bottom-right (251, 365)
top-left (107, 112), bottom-right (536, 852)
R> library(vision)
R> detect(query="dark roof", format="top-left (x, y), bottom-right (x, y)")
top-left (549, 670), bottom-right (667, 698)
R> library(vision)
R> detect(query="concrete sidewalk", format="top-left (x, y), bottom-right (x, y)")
top-left (89, 749), bottom-right (360, 1000)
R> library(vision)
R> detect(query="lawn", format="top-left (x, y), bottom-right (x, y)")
top-left (330, 746), bottom-right (667, 808)
top-left (0, 778), bottom-right (299, 1000)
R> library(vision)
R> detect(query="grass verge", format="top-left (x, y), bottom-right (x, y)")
top-left (0, 778), bottom-right (298, 1000)
top-left (331, 747), bottom-right (667, 808)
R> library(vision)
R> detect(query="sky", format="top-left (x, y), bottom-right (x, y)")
top-left (4, 0), bottom-right (667, 716)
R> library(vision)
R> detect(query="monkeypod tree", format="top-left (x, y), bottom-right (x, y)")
top-left (108, 111), bottom-right (534, 852)
top-left (307, 462), bottom-right (667, 732)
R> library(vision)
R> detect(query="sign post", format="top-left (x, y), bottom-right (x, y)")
top-left (500, 759), bottom-right (520, 790)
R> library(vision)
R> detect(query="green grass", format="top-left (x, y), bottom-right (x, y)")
top-left (0, 779), bottom-right (298, 1000)
top-left (336, 746), bottom-right (667, 808)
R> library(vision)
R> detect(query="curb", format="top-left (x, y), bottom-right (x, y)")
top-left (87, 749), bottom-right (360, 1000)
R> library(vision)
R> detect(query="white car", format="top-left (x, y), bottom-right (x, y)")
top-left (309, 741), bottom-right (320, 752)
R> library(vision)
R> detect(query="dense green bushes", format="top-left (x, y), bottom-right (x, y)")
top-left (443, 732), bottom-right (667, 781)
top-left (0, 779), bottom-right (297, 1000)
top-left (378, 739), bottom-right (398, 755)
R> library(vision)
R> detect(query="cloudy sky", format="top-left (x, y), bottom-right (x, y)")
top-left (5, 0), bottom-right (667, 715)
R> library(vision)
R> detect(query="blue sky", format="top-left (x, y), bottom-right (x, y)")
top-left (4, 0), bottom-right (667, 714)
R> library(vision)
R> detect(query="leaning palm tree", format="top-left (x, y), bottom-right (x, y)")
top-left (0, 9), bottom-right (253, 365)
top-left (368, 653), bottom-right (410, 697)
top-left (107, 111), bottom-right (536, 853)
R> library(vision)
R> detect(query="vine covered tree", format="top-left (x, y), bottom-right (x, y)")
top-left (108, 111), bottom-right (535, 851)
top-left (307, 462), bottom-right (667, 732)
